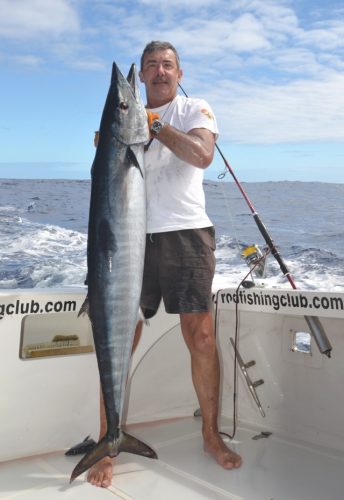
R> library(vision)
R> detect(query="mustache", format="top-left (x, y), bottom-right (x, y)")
top-left (152, 77), bottom-right (168, 84)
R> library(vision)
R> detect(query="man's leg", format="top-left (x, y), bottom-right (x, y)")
top-left (87, 320), bottom-right (144, 488)
top-left (180, 311), bottom-right (242, 469)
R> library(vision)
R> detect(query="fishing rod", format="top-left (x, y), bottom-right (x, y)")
top-left (178, 83), bottom-right (332, 358)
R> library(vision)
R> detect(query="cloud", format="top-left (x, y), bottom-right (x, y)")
top-left (0, 0), bottom-right (79, 39)
top-left (164, 14), bottom-right (271, 56)
top-left (140, 0), bottom-right (218, 5)
top-left (71, 58), bottom-right (106, 71)
top-left (296, 19), bottom-right (344, 51)
top-left (136, 0), bottom-right (344, 144)
top-left (0, 0), bottom-right (90, 69)
top-left (210, 73), bottom-right (344, 143)
top-left (13, 54), bottom-right (43, 66)
top-left (2, 0), bottom-right (344, 146)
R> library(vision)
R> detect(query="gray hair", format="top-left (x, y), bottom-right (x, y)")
top-left (140, 41), bottom-right (180, 70)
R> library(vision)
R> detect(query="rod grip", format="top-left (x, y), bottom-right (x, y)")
top-left (305, 316), bottom-right (332, 358)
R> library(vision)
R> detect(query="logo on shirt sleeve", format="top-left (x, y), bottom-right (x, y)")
top-left (200, 108), bottom-right (214, 120)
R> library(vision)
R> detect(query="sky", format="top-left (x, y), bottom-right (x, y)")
top-left (1, 0), bottom-right (344, 182)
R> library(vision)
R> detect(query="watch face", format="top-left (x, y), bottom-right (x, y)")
top-left (151, 120), bottom-right (162, 134)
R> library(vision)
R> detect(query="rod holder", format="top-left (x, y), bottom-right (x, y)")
top-left (230, 338), bottom-right (266, 417)
top-left (252, 379), bottom-right (264, 388)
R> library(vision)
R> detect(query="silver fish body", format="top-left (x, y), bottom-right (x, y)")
top-left (70, 62), bottom-right (157, 483)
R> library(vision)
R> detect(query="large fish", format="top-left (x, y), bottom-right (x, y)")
top-left (70, 62), bottom-right (157, 483)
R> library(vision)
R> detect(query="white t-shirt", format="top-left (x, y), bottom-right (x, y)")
top-left (145, 94), bottom-right (219, 233)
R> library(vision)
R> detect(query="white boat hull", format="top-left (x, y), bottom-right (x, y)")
top-left (1, 286), bottom-right (343, 499)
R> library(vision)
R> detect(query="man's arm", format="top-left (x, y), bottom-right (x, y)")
top-left (154, 125), bottom-right (215, 169)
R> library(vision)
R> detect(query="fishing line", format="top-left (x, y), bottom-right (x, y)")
top-left (178, 82), bottom-right (332, 358)
top-left (177, 82), bottom-right (293, 285)
top-left (215, 178), bottom-right (243, 261)
top-left (215, 249), bottom-right (270, 441)
top-left (214, 144), bottom-right (333, 357)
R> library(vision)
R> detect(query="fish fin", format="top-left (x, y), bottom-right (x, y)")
top-left (126, 63), bottom-right (142, 103)
top-left (126, 63), bottom-right (136, 95)
top-left (69, 431), bottom-right (157, 483)
top-left (78, 296), bottom-right (89, 317)
top-left (70, 435), bottom-right (117, 483)
top-left (126, 147), bottom-right (144, 178)
top-left (65, 435), bottom-right (96, 456)
top-left (138, 307), bottom-right (150, 326)
top-left (119, 430), bottom-right (158, 459)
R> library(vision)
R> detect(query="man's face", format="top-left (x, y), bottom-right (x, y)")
top-left (139, 49), bottom-right (183, 108)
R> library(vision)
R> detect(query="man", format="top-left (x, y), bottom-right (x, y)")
top-left (88, 40), bottom-right (242, 488)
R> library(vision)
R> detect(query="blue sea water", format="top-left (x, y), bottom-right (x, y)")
top-left (0, 178), bottom-right (343, 291)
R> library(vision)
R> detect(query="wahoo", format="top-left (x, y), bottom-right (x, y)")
top-left (70, 62), bottom-right (157, 483)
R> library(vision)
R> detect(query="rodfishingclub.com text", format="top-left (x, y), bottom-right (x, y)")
top-left (214, 290), bottom-right (344, 312)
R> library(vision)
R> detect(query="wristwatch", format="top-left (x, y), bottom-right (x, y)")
top-left (150, 119), bottom-right (165, 135)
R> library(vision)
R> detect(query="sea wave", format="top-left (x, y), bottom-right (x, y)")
top-left (1, 179), bottom-right (343, 292)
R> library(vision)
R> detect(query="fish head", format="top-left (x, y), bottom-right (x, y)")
top-left (104, 62), bottom-right (149, 146)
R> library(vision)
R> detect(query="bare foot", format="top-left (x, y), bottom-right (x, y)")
top-left (204, 432), bottom-right (242, 469)
top-left (87, 457), bottom-right (113, 488)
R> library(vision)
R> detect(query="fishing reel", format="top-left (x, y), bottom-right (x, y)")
top-left (241, 244), bottom-right (267, 279)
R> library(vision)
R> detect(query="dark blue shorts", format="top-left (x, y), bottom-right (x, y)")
top-left (140, 227), bottom-right (216, 319)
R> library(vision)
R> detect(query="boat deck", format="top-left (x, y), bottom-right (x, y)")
top-left (1, 416), bottom-right (343, 500)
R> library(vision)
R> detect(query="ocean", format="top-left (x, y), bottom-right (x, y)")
top-left (0, 178), bottom-right (343, 292)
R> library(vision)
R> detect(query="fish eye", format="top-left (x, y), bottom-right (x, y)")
top-left (120, 102), bottom-right (129, 111)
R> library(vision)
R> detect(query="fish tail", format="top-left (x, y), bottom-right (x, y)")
top-left (118, 430), bottom-right (158, 459)
top-left (69, 435), bottom-right (116, 483)
top-left (69, 431), bottom-right (157, 483)
top-left (77, 295), bottom-right (89, 318)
